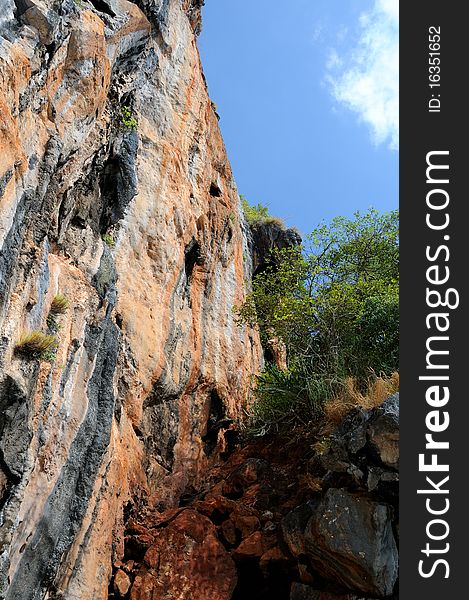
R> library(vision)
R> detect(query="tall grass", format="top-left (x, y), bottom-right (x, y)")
top-left (323, 371), bottom-right (400, 430)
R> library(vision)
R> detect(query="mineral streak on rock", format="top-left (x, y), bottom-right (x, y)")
top-left (0, 1), bottom-right (262, 597)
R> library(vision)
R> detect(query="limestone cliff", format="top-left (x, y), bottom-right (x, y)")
top-left (0, 1), bottom-right (263, 597)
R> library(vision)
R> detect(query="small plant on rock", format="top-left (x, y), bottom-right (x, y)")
top-left (50, 294), bottom-right (69, 316)
top-left (15, 331), bottom-right (58, 360)
top-left (102, 233), bottom-right (115, 248)
top-left (240, 194), bottom-right (285, 228)
top-left (120, 105), bottom-right (138, 130)
top-left (47, 293), bottom-right (70, 329)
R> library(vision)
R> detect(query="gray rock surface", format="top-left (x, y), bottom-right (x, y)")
top-left (283, 489), bottom-right (398, 598)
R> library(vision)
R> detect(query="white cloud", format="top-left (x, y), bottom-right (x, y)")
top-left (326, 0), bottom-right (399, 150)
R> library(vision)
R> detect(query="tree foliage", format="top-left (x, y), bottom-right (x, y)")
top-left (235, 208), bottom-right (399, 431)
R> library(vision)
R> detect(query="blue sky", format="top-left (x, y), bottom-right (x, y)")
top-left (198, 0), bottom-right (398, 235)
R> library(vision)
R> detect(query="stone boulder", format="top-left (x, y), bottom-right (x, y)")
top-left (130, 509), bottom-right (237, 600)
top-left (319, 394), bottom-right (399, 493)
top-left (248, 220), bottom-right (302, 276)
top-left (367, 393), bottom-right (399, 470)
top-left (282, 489), bottom-right (398, 598)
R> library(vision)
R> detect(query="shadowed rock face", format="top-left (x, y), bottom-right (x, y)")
top-left (0, 1), bottom-right (261, 596)
top-left (248, 221), bottom-right (302, 277)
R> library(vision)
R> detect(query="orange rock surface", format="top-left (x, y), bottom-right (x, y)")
top-left (0, 1), bottom-right (261, 597)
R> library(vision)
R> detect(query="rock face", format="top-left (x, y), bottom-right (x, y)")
top-left (319, 393), bottom-right (400, 496)
top-left (0, 1), bottom-right (262, 597)
top-left (0, 2), bottom-right (398, 599)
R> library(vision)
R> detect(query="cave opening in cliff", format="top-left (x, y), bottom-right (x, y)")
top-left (183, 238), bottom-right (201, 298)
top-left (202, 390), bottom-right (226, 456)
top-left (99, 157), bottom-right (121, 233)
top-left (209, 182), bottom-right (222, 197)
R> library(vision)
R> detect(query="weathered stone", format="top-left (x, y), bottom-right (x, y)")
top-left (232, 513), bottom-right (261, 539)
top-left (303, 489), bottom-right (398, 597)
top-left (367, 393), bottom-right (399, 470)
top-left (249, 220), bottom-right (302, 277)
top-left (114, 569), bottom-right (131, 597)
top-left (281, 502), bottom-right (316, 558)
top-left (130, 510), bottom-right (237, 600)
top-left (220, 519), bottom-right (237, 546)
top-left (367, 466), bottom-right (399, 492)
top-left (22, 3), bottom-right (58, 45)
top-left (223, 458), bottom-right (290, 510)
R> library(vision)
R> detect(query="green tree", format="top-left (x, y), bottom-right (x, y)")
top-left (235, 208), bottom-right (399, 430)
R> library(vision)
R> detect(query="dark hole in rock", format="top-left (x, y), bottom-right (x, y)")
top-left (202, 390), bottom-right (227, 455)
top-left (232, 558), bottom-right (290, 600)
top-left (220, 428), bottom-right (239, 461)
top-left (115, 313), bottom-right (123, 329)
top-left (183, 239), bottom-right (201, 298)
top-left (123, 536), bottom-right (147, 563)
top-left (71, 214), bottom-right (87, 229)
top-left (263, 347), bottom-right (275, 364)
top-left (123, 501), bottom-right (134, 523)
top-left (99, 158), bottom-right (121, 233)
top-left (209, 507), bottom-right (229, 526)
top-left (178, 485), bottom-right (199, 507)
top-left (89, 0), bottom-right (116, 17)
top-left (132, 424), bottom-right (144, 440)
top-left (12, 0), bottom-right (30, 17)
top-left (44, 42), bottom-right (56, 63)
top-left (210, 182), bottom-right (222, 197)
top-left (223, 488), bottom-right (244, 501)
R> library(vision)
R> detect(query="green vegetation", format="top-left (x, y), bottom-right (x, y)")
top-left (102, 233), bottom-right (115, 248)
top-left (240, 195), bottom-right (285, 228)
top-left (120, 105), bottom-right (138, 130)
top-left (15, 331), bottom-right (58, 361)
top-left (236, 208), bottom-right (399, 434)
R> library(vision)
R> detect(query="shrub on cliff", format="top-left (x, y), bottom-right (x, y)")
top-left (49, 294), bottom-right (69, 316)
top-left (240, 195), bottom-right (285, 228)
top-left (120, 105), bottom-right (138, 130)
top-left (236, 208), bottom-right (399, 433)
top-left (14, 331), bottom-right (58, 361)
top-left (47, 293), bottom-right (70, 330)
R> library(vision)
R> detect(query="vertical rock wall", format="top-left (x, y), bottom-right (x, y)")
top-left (0, 1), bottom-right (261, 597)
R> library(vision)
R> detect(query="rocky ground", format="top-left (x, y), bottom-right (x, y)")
top-left (110, 394), bottom-right (399, 600)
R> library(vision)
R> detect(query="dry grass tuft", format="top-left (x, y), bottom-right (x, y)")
top-left (15, 331), bottom-right (57, 359)
top-left (49, 294), bottom-right (70, 316)
top-left (323, 372), bottom-right (399, 432)
top-left (299, 472), bottom-right (323, 493)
